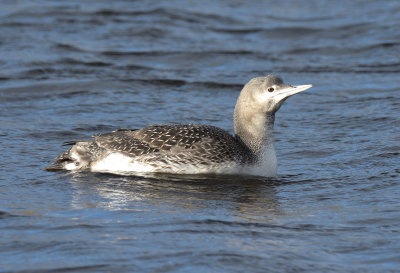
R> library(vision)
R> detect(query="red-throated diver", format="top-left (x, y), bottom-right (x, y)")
top-left (46, 75), bottom-right (312, 177)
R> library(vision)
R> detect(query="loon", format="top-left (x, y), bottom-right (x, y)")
top-left (46, 75), bottom-right (312, 177)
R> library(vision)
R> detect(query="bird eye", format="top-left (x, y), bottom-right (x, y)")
top-left (268, 87), bottom-right (274, 92)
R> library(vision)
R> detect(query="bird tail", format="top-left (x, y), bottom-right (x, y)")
top-left (45, 140), bottom-right (102, 172)
top-left (44, 150), bottom-right (74, 171)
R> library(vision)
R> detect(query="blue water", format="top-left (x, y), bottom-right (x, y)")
top-left (1, 0), bottom-right (400, 272)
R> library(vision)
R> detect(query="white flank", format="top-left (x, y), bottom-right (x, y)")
top-left (91, 153), bottom-right (156, 173)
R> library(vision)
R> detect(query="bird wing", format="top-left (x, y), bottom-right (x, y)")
top-left (93, 124), bottom-right (245, 162)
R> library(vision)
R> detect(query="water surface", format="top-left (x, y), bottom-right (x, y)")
top-left (1, 0), bottom-right (400, 272)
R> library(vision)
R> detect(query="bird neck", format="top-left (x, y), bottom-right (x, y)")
top-left (234, 110), bottom-right (275, 156)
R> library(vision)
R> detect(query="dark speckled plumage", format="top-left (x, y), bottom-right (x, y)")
top-left (46, 124), bottom-right (255, 172)
top-left (96, 124), bottom-right (254, 163)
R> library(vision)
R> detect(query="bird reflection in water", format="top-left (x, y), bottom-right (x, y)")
top-left (68, 172), bottom-right (283, 221)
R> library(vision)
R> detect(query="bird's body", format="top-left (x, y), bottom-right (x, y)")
top-left (47, 75), bottom-right (312, 177)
